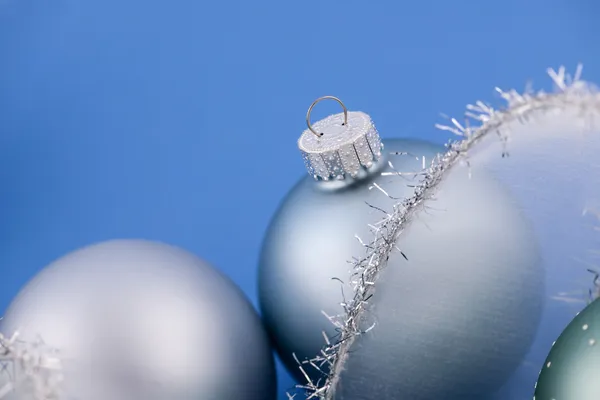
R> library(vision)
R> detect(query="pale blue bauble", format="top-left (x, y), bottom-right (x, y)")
top-left (1, 239), bottom-right (276, 400)
top-left (258, 138), bottom-right (543, 399)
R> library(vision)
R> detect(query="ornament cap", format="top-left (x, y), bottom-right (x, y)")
top-left (298, 96), bottom-right (383, 181)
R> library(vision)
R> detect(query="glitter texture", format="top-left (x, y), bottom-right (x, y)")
top-left (0, 330), bottom-right (64, 399)
top-left (292, 65), bottom-right (600, 399)
top-left (0, 67), bottom-right (598, 400)
top-left (298, 112), bottom-right (383, 180)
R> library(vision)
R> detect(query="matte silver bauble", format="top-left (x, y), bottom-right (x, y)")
top-left (1, 239), bottom-right (276, 400)
top-left (258, 137), bottom-right (543, 399)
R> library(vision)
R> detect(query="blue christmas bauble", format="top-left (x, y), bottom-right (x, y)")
top-left (258, 137), bottom-right (543, 398)
top-left (0, 239), bottom-right (276, 400)
top-left (534, 297), bottom-right (600, 400)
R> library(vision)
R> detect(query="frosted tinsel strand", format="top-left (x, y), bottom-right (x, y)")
top-left (293, 65), bottom-right (600, 400)
top-left (583, 206), bottom-right (600, 303)
top-left (0, 329), bottom-right (64, 399)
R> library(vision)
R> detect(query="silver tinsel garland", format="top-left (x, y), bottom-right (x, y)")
top-left (0, 328), bottom-right (64, 399)
top-left (0, 67), bottom-right (598, 400)
top-left (290, 65), bottom-right (600, 400)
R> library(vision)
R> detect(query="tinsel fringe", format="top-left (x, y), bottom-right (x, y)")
top-left (0, 329), bottom-right (63, 399)
top-left (290, 65), bottom-right (600, 400)
top-left (0, 67), bottom-right (598, 400)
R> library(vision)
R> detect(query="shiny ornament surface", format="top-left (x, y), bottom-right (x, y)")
top-left (258, 138), bottom-right (543, 398)
top-left (534, 297), bottom-right (600, 400)
top-left (0, 239), bottom-right (276, 400)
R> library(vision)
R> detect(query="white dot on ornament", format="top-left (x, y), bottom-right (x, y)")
top-left (589, 338), bottom-right (596, 346)
top-left (583, 324), bottom-right (589, 330)
top-left (546, 361), bottom-right (552, 368)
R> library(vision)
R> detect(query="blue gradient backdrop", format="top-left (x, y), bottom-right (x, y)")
top-left (0, 0), bottom-right (598, 398)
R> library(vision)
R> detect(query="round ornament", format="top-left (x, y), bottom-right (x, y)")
top-left (258, 96), bottom-right (544, 398)
top-left (0, 239), bottom-right (276, 400)
top-left (534, 296), bottom-right (600, 400)
top-left (317, 68), bottom-right (600, 400)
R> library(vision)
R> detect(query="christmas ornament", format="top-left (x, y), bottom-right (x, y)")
top-left (534, 295), bottom-right (600, 400)
top-left (0, 239), bottom-right (276, 400)
top-left (292, 68), bottom-right (600, 400)
top-left (258, 96), bottom-right (544, 398)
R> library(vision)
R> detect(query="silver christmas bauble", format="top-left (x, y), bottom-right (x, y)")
top-left (0, 239), bottom-right (276, 400)
top-left (258, 106), bottom-right (543, 398)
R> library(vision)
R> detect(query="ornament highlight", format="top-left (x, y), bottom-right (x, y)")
top-left (258, 97), bottom-right (543, 398)
top-left (0, 239), bottom-right (277, 400)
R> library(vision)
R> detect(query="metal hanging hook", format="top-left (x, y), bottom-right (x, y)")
top-left (306, 96), bottom-right (349, 138)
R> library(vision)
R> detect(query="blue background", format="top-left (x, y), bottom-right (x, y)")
top-left (0, 0), bottom-right (598, 398)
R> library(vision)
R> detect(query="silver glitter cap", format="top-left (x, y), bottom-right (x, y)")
top-left (298, 96), bottom-right (383, 181)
